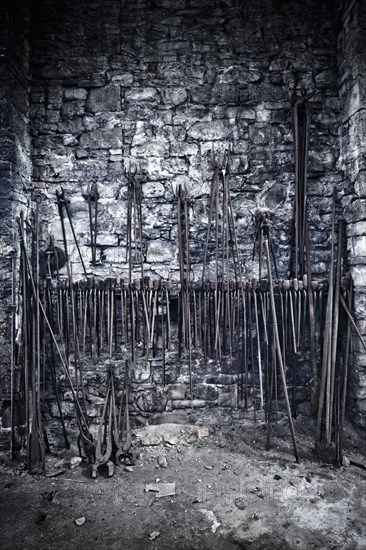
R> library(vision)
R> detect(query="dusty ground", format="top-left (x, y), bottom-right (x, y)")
top-left (1, 416), bottom-right (366, 550)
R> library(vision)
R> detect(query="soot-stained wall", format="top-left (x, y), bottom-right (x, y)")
top-left (0, 1), bottom-right (32, 406)
top-left (338, 0), bottom-right (366, 429)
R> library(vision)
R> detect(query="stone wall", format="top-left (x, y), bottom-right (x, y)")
top-left (0, 1), bottom-right (32, 415)
top-left (338, 0), bottom-right (366, 430)
top-left (29, 0), bottom-right (341, 281)
top-left (3, 0), bottom-right (366, 441)
top-left (24, 0), bottom-right (347, 438)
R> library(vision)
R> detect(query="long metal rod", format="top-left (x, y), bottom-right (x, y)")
top-left (264, 238), bottom-right (299, 462)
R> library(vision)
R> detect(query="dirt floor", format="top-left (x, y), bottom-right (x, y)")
top-left (1, 416), bottom-right (366, 550)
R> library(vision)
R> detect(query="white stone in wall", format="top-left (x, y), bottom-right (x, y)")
top-left (125, 87), bottom-right (159, 102)
top-left (349, 235), bottom-right (366, 257)
top-left (131, 139), bottom-right (169, 157)
top-left (75, 148), bottom-right (88, 159)
top-left (64, 88), bottom-right (88, 101)
top-left (161, 87), bottom-right (188, 106)
top-left (238, 107), bottom-right (257, 121)
top-left (110, 148), bottom-right (123, 156)
top-left (107, 200), bottom-right (127, 219)
top-left (91, 182), bottom-right (118, 201)
top-left (347, 221), bottom-right (366, 237)
top-left (143, 181), bottom-right (165, 198)
top-left (256, 104), bottom-right (271, 123)
top-left (146, 240), bottom-right (176, 263)
top-left (170, 142), bottom-right (199, 157)
top-left (187, 120), bottom-right (233, 141)
top-left (161, 158), bottom-right (188, 176)
top-left (111, 73), bottom-right (133, 86)
top-left (350, 266), bottom-right (366, 288)
top-left (63, 134), bottom-right (78, 146)
top-left (95, 233), bottom-right (119, 247)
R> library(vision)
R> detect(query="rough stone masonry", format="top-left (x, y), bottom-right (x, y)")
top-left (0, 0), bottom-right (366, 442)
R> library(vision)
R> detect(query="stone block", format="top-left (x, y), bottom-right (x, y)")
top-left (136, 388), bottom-right (167, 413)
top-left (79, 127), bottom-right (122, 150)
top-left (347, 221), bottom-right (366, 237)
top-left (210, 84), bottom-right (244, 105)
top-left (63, 134), bottom-right (78, 146)
top-left (111, 72), bottom-right (133, 86)
top-left (164, 367), bottom-right (178, 385)
top-left (125, 87), bottom-right (159, 102)
top-left (308, 149), bottom-right (336, 171)
top-left (143, 181), bottom-right (165, 198)
top-left (152, 365), bottom-right (164, 385)
top-left (349, 235), bottom-right (366, 257)
top-left (350, 266), bottom-right (366, 287)
top-left (86, 85), bottom-right (121, 113)
top-left (187, 120), bottom-right (232, 141)
top-left (161, 87), bottom-right (188, 106)
top-left (217, 385), bottom-right (237, 408)
top-left (64, 88), bottom-right (88, 101)
top-left (352, 353), bottom-right (366, 368)
top-left (131, 138), bottom-right (169, 157)
top-left (133, 364), bottom-right (151, 383)
top-left (194, 384), bottom-right (218, 401)
top-left (146, 240), bottom-right (176, 263)
top-left (168, 384), bottom-right (186, 400)
top-left (75, 148), bottom-right (88, 159)
top-left (356, 399), bottom-right (366, 414)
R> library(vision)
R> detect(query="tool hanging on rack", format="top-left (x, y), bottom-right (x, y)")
top-left (56, 189), bottom-right (87, 277)
top-left (29, 196), bottom-right (46, 474)
top-left (57, 188), bottom-right (89, 415)
top-left (253, 212), bottom-right (278, 281)
top-left (202, 149), bottom-right (241, 284)
top-left (290, 83), bottom-right (320, 417)
top-left (126, 165), bottom-right (144, 284)
top-left (264, 233), bottom-right (299, 462)
top-left (176, 184), bottom-right (193, 395)
top-left (290, 84), bottom-right (314, 280)
top-left (88, 183), bottom-right (100, 266)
